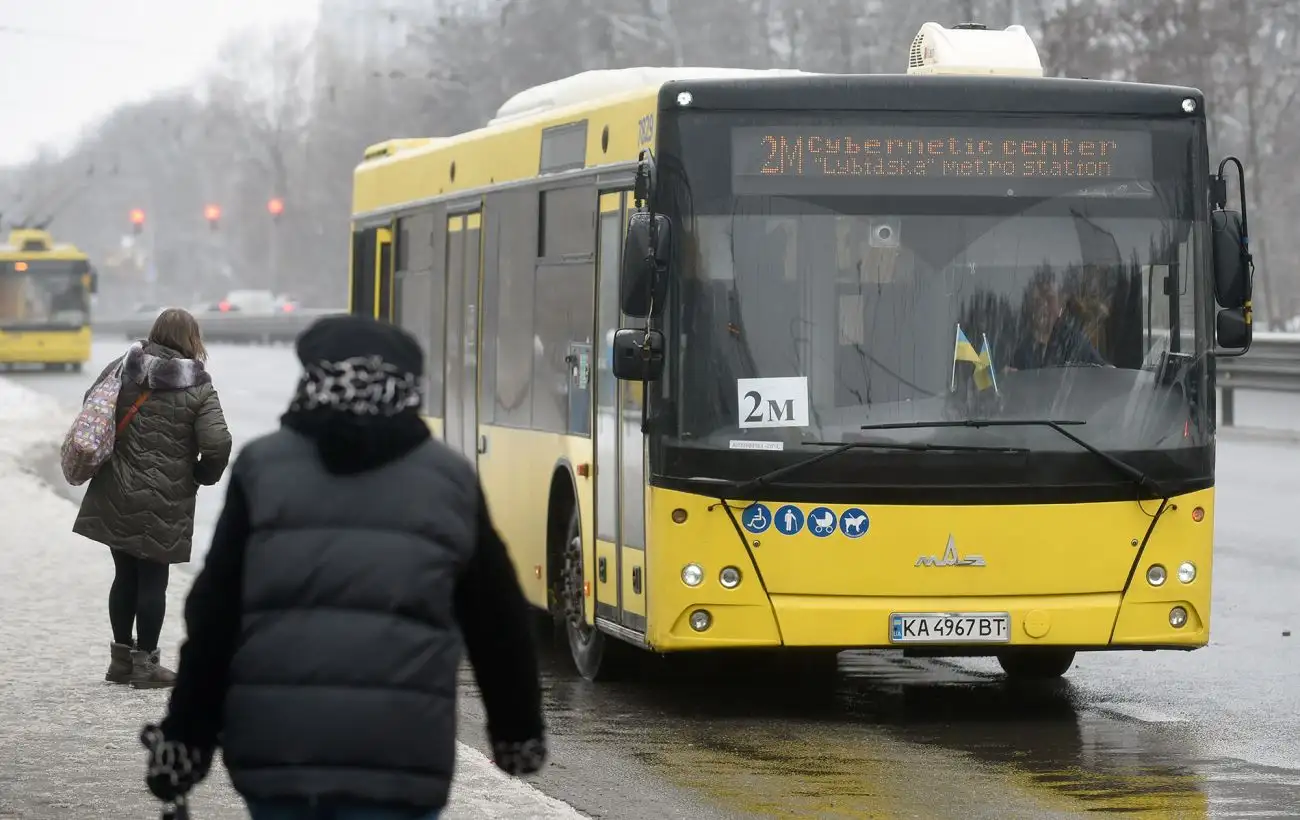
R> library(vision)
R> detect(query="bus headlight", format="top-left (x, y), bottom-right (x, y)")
top-left (1177, 562), bottom-right (1197, 584)
top-left (681, 564), bottom-right (704, 587)
top-left (1169, 606), bottom-right (1188, 628)
top-left (689, 609), bottom-right (712, 631)
top-left (719, 567), bottom-right (742, 589)
top-left (1146, 564), bottom-right (1167, 586)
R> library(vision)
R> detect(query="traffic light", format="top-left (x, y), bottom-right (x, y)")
top-left (129, 208), bottom-right (145, 235)
top-left (204, 204), bottom-right (221, 231)
top-left (267, 197), bottom-right (284, 222)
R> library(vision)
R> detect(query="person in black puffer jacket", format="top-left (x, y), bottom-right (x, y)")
top-left (140, 315), bottom-right (546, 820)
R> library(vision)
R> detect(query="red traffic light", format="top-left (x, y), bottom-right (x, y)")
top-left (203, 204), bottom-right (222, 221)
top-left (129, 208), bottom-right (145, 225)
top-left (267, 197), bottom-right (284, 216)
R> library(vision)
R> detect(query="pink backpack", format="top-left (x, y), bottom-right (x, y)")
top-left (60, 360), bottom-right (151, 486)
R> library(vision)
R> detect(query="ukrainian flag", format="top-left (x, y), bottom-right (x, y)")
top-left (952, 324), bottom-right (998, 393)
top-left (954, 325), bottom-right (981, 365)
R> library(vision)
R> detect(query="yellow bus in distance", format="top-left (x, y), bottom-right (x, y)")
top-left (0, 229), bottom-right (97, 371)
top-left (348, 22), bottom-right (1253, 682)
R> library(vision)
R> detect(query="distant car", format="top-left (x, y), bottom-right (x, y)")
top-left (192, 301), bottom-right (241, 313)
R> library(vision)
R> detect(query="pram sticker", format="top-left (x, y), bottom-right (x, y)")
top-left (806, 507), bottom-right (837, 538)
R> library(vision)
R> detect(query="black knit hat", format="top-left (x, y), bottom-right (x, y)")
top-left (295, 314), bottom-right (423, 377)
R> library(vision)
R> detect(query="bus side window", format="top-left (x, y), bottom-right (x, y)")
top-left (488, 189), bottom-right (538, 428)
top-left (533, 185), bottom-right (596, 434)
top-left (394, 210), bottom-right (441, 414)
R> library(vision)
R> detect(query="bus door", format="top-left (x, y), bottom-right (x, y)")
top-left (443, 211), bottom-right (482, 465)
top-left (375, 228), bottom-right (393, 320)
top-left (593, 191), bottom-right (647, 636)
top-left (349, 224), bottom-right (392, 319)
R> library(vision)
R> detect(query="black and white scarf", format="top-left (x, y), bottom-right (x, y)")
top-left (282, 355), bottom-right (430, 475)
top-left (288, 355), bottom-right (421, 417)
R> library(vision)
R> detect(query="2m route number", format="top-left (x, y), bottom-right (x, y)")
top-left (736, 377), bottom-right (810, 429)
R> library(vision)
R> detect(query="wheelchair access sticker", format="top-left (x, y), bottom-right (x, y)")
top-left (742, 504), bottom-right (871, 540)
top-left (741, 503), bottom-right (771, 534)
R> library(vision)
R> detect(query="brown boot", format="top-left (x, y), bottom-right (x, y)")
top-left (105, 642), bottom-right (133, 684)
top-left (129, 648), bottom-right (176, 689)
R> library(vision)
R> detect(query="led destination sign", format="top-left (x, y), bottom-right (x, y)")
top-left (731, 125), bottom-right (1155, 196)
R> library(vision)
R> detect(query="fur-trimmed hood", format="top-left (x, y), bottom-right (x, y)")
top-left (124, 341), bottom-right (211, 391)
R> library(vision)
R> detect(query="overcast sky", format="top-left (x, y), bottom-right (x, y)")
top-left (0, 0), bottom-right (319, 166)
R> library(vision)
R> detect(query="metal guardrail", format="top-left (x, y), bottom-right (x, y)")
top-left (94, 309), bottom-right (342, 345)
top-left (90, 316), bottom-right (1296, 426)
top-left (1217, 331), bottom-right (1300, 426)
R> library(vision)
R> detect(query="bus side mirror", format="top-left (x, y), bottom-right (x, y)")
top-left (1212, 210), bottom-right (1252, 351)
top-left (1211, 210), bottom-right (1249, 309)
top-left (611, 328), bottom-right (664, 382)
top-left (1216, 308), bottom-right (1250, 350)
top-left (619, 210), bottom-right (671, 318)
top-left (88, 270), bottom-right (99, 295)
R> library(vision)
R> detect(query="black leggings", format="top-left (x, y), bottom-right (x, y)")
top-left (108, 550), bottom-right (170, 652)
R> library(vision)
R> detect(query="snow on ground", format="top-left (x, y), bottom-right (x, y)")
top-left (0, 376), bottom-right (585, 819)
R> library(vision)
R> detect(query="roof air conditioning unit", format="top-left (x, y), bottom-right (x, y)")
top-left (907, 22), bottom-right (1044, 77)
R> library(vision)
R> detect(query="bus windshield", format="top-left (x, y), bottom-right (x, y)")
top-left (660, 112), bottom-right (1208, 462)
top-left (0, 261), bottom-right (91, 329)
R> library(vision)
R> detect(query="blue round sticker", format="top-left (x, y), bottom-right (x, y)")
top-left (839, 508), bottom-right (870, 538)
top-left (806, 507), bottom-right (837, 537)
top-left (773, 505), bottom-right (805, 536)
top-left (741, 503), bottom-right (771, 534)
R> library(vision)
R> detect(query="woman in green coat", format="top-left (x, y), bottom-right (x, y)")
top-left (73, 308), bottom-right (232, 689)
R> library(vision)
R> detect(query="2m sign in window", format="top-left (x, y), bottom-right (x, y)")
top-left (731, 124), bottom-right (1155, 197)
top-left (737, 377), bottom-right (810, 429)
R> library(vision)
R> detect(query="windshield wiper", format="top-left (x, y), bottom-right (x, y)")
top-left (729, 438), bottom-right (1029, 498)
top-left (859, 419), bottom-right (1164, 497)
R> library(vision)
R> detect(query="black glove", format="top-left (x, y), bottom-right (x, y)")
top-left (490, 737), bottom-right (548, 776)
top-left (140, 723), bottom-right (212, 803)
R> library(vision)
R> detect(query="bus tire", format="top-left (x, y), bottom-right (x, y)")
top-left (996, 648), bottom-right (1075, 680)
top-left (559, 504), bottom-right (628, 681)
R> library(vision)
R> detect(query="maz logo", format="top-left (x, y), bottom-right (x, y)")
top-left (915, 534), bottom-right (986, 567)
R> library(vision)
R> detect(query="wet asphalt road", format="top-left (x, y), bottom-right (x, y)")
top-left (12, 341), bottom-right (1300, 818)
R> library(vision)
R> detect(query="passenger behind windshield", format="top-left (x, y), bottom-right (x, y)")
top-left (1008, 271), bottom-right (1106, 371)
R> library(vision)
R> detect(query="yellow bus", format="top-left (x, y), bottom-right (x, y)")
top-left (0, 228), bottom-right (97, 371)
top-left (348, 22), bottom-right (1253, 681)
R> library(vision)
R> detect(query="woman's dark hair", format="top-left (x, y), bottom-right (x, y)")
top-left (148, 308), bottom-right (207, 362)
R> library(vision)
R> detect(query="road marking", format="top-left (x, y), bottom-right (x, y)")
top-left (1090, 701), bottom-right (1186, 723)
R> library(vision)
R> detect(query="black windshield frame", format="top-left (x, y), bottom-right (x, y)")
top-left (642, 85), bottom-right (1213, 505)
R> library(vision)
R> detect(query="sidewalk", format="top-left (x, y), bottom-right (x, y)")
top-left (0, 378), bottom-right (584, 819)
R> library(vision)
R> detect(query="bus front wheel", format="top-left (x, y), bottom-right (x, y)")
top-left (996, 648), bottom-right (1075, 680)
top-left (560, 506), bottom-right (628, 681)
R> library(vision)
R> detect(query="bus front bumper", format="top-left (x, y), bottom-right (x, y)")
top-left (650, 592), bottom-right (1208, 652)
top-left (0, 327), bottom-right (91, 364)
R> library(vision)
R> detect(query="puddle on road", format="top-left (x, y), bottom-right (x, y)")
top-left (478, 644), bottom-right (1300, 818)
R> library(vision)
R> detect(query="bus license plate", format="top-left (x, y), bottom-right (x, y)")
top-left (889, 612), bottom-right (1010, 644)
